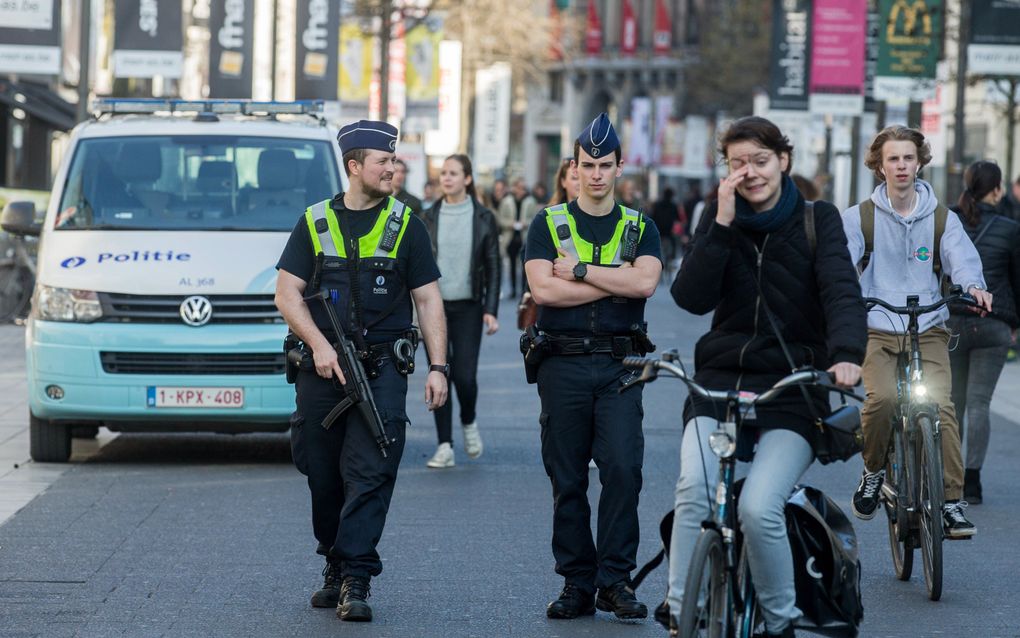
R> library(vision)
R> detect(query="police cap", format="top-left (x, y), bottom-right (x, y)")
top-left (577, 113), bottom-right (620, 159)
top-left (337, 120), bottom-right (399, 154)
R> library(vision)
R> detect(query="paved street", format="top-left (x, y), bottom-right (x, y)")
top-left (1, 287), bottom-right (1018, 637)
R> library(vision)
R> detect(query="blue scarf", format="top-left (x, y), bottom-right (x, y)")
top-left (734, 174), bottom-right (798, 233)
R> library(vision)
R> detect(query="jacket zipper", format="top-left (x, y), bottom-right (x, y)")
top-left (589, 244), bottom-right (601, 334)
top-left (736, 235), bottom-right (770, 391)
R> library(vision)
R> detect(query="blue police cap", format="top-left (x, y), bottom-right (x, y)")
top-left (336, 120), bottom-right (399, 154)
top-left (577, 113), bottom-right (620, 159)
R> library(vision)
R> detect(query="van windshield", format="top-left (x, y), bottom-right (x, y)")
top-left (55, 135), bottom-right (341, 231)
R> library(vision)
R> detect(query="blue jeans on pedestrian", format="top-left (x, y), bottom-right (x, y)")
top-left (948, 315), bottom-right (1011, 470)
top-left (667, 419), bottom-right (813, 633)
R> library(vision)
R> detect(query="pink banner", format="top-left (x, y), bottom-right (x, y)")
top-left (809, 0), bottom-right (866, 94)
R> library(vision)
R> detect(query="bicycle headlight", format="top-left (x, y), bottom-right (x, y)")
top-left (912, 384), bottom-right (928, 399)
top-left (34, 286), bottom-right (103, 322)
top-left (708, 429), bottom-right (736, 458)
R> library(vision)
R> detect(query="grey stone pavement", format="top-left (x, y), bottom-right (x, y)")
top-left (0, 286), bottom-right (1018, 637)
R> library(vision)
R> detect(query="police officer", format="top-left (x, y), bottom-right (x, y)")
top-left (523, 113), bottom-right (662, 620)
top-left (274, 120), bottom-right (449, 623)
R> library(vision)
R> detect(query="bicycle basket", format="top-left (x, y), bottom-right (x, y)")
top-left (788, 484), bottom-right (863, 637)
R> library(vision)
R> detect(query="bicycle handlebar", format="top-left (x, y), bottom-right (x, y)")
top-left (864, 286), bottom-right (977, 317)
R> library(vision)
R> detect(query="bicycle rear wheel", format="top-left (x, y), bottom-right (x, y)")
top-left (917, 414), bottom-right (944, 601)
top-left (677, 529), bottom-right (730, 638)
top-left (884, 424), bottom-right (914, 581)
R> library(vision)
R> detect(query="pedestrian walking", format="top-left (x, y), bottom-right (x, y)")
top-left (997, 174), bottom-right (1020, 221)
top-left (548, 157), bottom-right (581, 206)
top-left (274, 120), bottom-right (449, 622)
top-left (523, 113), bottom-right (662, 621)
top-left (948, 161), bottom-right (1020, 504)
top-left (392, 159), bottom-right (423, 215)
top-left (651, 187), bottom-right (682, 276)
top-left (422, 154), bottom-right (501, 468)
top-left (499, 178), bottom-right (539, 299)
top-left (668, 116), bottom-right (866, 637)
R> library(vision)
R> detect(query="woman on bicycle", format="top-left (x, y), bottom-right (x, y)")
top-left (949, 161), bottom-right (1020, 504)
top-left (422, 154), bottom-right (501, 468)
top-left (669, 116), bottom-right (867, 637)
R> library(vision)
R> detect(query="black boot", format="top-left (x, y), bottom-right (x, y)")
top-left (337, 576), bottom-right (372, 622)
top-left (964, 468), bottom-right (982, 504)
top-left (596, 581), bottom-right (648, 619)
top-left (653, 599), bottom-right (671, 629)
top-left (310, 558), bottom-right (342, 608)
top-left (546, 583), bottom-right (596, 619)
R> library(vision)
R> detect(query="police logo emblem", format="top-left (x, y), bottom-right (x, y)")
top-left (376, 275), bottom-right (386, 286)
top-left (389, 139), bottom-right (396, 151)
top-left (591, 147), bottom-right (600, 157)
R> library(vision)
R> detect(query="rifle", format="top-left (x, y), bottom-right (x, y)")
top-left (304, 290), bottom-right (392, 458)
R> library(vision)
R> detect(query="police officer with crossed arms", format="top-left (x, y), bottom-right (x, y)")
top-left (524, 113), bottom-right (662, 620)
top-left (274, 120), bottom-right (449, 623)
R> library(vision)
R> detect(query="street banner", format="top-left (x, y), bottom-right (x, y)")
top-left (113, 0), bottom-right (184, 78)
top-left (621, 0), bottom-right (638, 56)
top-left (652, 95), bottom-right (673, 164)
top-left (768, 0), bottom-right (811, 111)
top-left (472, 63), bottom-right (512, 171)
top-left (627, 97), bottom-right (652, 166)
top-left (864, 1), bottom-right (880, 112)
top-left (659, 119), bottom-right (684, 168)
top-left (387, 16), bottom-right (406, 121)
top-left (549, 0), bottom-right (565, 61)
top-left (0, 0), bottom-right (61, 75)
top-left (295, 0), bottom-right (339, 99)
top-left (404, 15), bottom-right (443, 134)
top-left (339, 20), bottom-right (374, 120)
top-left (968, 0), bottom-right (1020, 76)
top-left (653, 0), bottom-right (672, 56)
top-left (808, 0), bottom-right (866, 115)
top-left (874, 0), bottom-right (942, 101)
top-left (424, 40), bottom-right (462, 157)
top-left (585, 0), bottom-right (602, 56)
top-left (682, 115), bottom-right (712, 177)
top-left (208, 0), bottom-right (254, 98)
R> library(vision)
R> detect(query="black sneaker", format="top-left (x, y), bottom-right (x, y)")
top-left (943, 501), bottom-right (976, 539)
top-left (851, 469), bottom-right (885, 520)
top-left (964, 469), bottom-right (982, 505)
top-left (654, 599), bottom-right (671, 629)
top-left (310, 558), bottom-right (342, 608)
top-left (337, 576), bottom-right (372, 622)
top-left (546, 583), bottom-right (596, 619)
top-left (596, 581), bottom-right (648, 619)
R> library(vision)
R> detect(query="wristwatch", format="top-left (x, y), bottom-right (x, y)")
top-left (573, 262), bottom-right (588, 281)
top-left (429, 364), bottom-right (450, 377)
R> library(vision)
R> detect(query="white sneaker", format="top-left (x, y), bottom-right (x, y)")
top-left (462, 422), bottom-right (483, 459)
top-left (426, 442), bottom-right (455, 468)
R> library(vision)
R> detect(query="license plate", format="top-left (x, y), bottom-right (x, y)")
top-left (147, 387), bottom-right (245, 408)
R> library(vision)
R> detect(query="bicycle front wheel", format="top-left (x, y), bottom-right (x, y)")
top-left (917, 414), bottom-right (944, 601)
top-left (677, 529), bottom-right (730, 638)
top-left (884, 424), bottom-right (914, 581)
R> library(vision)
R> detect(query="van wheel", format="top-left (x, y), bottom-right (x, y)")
top-left (29, 412), bottom-right (71, 463)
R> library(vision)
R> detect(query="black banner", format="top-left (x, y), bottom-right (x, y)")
top-left (113, 0), bottom-right (184, 78)
top-left (971, 0), bottom-right (1020, 46)
top-left (295, 0), bottom-right (339, 99)
top-left (209, 0), bottom-right (255, 98)
top-left (0, 0), bottom-right (61, 75)
top-left (768, 0), bottom-right (811, 111)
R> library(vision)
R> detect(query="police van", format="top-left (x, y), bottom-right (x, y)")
top-left (0, 99), bottom-right (345, 462)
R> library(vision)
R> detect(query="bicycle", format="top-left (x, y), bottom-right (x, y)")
top-left (864, 286), bottom-right (976, 602)
top-left (0, 227), bottom-right (36, 323)
top-left (623, 350), bottom-right (860, 638)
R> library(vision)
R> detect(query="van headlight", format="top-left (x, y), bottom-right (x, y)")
top-left (34, 286), bottom-right (103, 322)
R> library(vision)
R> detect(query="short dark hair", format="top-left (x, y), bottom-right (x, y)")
top-left (393, 158), bottom-right (407, 170)
top-left (718, 116), bottom-right (794, 175)
top-left (342, 149), bottom-right (368, 177)
top-left (865, 126), bottom-right (932, 181)
top-left (573, 139), bottom-right (622, 164)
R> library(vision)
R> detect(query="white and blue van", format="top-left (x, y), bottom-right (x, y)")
top-left (0, 100), bottom-right (345, 462)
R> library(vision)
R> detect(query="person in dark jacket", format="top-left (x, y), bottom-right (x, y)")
top-left (949, 161), bottom-right (1020, 504)
top-left (666, 116), bottom-right (867, 638)
top-left (422, 154), bottom-right (501, 468)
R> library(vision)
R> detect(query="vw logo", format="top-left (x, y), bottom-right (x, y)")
top-left (180, 296), bottom-right (213, 327)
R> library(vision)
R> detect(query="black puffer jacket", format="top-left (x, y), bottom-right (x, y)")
top-left (950, 203), bottom-right (1020, 327)
top-left (671, 195), bottom-right (867, 438)
top-left (424, 197), bottom-right (501, 316)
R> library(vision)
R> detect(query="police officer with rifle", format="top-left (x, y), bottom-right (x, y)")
top-left (523, 114), bottom-right (662, 621)
top-left (275, 120), bottom-right (448, 623)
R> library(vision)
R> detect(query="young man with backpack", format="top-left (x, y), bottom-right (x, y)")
top-left (841, 126), bottom-right (992, 538)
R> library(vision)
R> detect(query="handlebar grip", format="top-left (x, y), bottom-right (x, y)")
top-left (622, 356), bottom-right (649, 369)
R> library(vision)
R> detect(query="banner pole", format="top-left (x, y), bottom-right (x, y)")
top-left (77, 0), bottom-right (92, 123)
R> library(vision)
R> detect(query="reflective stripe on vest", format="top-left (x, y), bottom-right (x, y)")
top-left (304, 197), bottom-right (410, 259)
top-left (544, 204), bottom-right (645, 265)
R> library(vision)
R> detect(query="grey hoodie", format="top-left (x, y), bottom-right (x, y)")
top-left (841, 180), bottom-right (986, 333)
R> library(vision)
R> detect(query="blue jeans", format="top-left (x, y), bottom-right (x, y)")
top-left (668, 419), bottom-right (813, 633)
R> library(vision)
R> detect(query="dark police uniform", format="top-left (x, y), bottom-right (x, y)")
top-left (276, 189), bottom-right (439, 580)
top-left (524, 115), bottom-right (661, 608)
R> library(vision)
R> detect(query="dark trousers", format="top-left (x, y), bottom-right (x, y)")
top-left (949, 315), bottom-right (1011, 470)
top-left (507, 234), bottom-right (523, 297)
top-left (537, 353), bottom-right (645, 593)
top-left (292, 363), bottom-right (408, 578)
top-left (433, 300), bottom-right (484, 444)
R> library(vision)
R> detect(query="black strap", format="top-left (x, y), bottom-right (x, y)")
top-left (972, 215), bottom-right (1000, 248)
top-left (335, 207), bottom-right (371, 355)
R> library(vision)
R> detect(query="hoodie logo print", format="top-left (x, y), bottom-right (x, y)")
top-left (914, 246), bottom-right (931, 262)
